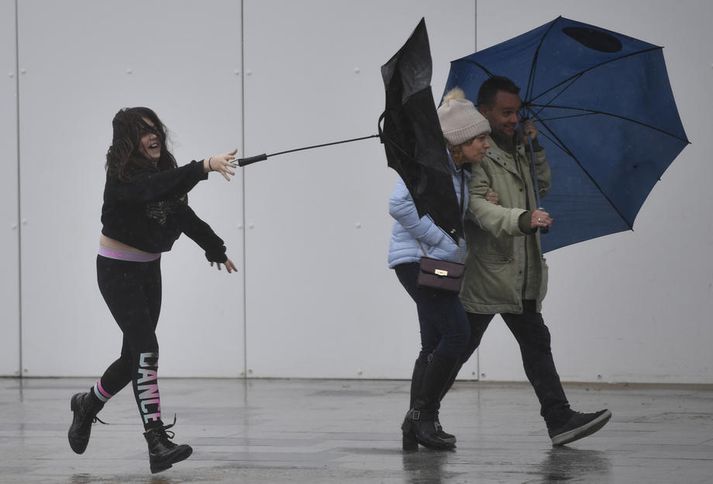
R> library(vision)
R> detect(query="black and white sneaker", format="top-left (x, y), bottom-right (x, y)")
top-left (548, 409), bottom-right (612, 446)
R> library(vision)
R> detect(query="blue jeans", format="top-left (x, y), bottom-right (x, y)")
top-left (395, 263), bottom-right (470, 361)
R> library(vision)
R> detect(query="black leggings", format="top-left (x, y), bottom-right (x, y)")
top-left (96, 255), bottom-right (163, 430)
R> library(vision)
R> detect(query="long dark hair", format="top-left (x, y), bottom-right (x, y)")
top-left (105, 107), bottom-right (177, 181)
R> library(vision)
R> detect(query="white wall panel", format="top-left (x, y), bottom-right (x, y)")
top-left (242, 0), bottom-right (477, 378)
top-left (0, 0), bottom-right (20, 376)
top-left (10, 0), bottom-right (709, 383)
top-left (477, 0), bottom-right (713, 383)
top-left (18, 0), bottom-right (244, 377)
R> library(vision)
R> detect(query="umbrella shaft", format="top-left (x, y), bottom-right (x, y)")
top-left (270, 134), bottom-right (380, 157)
top-left (237, 134), bottom-right (380, 167)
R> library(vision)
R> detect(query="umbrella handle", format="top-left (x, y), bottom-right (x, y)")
top-left (519, 121), bottom-right (550, 234)
top-left (237, 153), bottom-right (268, 167)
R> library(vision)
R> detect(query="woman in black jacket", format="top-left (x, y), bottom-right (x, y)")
top-left (67, 107), bottom-right (236, 474)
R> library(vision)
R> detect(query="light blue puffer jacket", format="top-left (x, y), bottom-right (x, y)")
top-left (387, 157), bottom-right (469, 268)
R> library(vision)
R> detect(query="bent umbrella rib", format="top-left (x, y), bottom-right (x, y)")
top-left (525, 17), bottom-right (562, 103)
top-left (457, 59), bottom-right (496, 79)
top-left (528, 74), bottom-right (583, 120)
top-left (526, 107), bottom-right (635, 229)
top-left (529, 46), bottom-right (662, 105)
top-left (528, 103), bottom-right (689, 143)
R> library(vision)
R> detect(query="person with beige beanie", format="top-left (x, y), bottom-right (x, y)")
top-left (388, 87), bottom-right (490, 451)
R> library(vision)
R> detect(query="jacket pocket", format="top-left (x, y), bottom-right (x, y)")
top-left (466, 254), bottom-right (513, 306)
top-left (477, 252), bottom-right (512, 265)
top-left (479, 236), bottom-right (513, 264)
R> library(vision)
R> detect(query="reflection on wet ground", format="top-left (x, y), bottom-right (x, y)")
top-left (1, 379), bottom-right (711, 483)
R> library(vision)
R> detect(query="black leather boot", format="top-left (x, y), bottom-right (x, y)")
top-left (404, 356), bottom-right (456, 446)
top-left (403, 357), bottom-right (428, 451)
top-left (68, 392), bottom-right (105, 454)
top-left (435, 358), bottom-right (463, 444)
top-left (402, 354), bottom-right (459, 451)
top-left (144, 421), bottom-right (193, 474)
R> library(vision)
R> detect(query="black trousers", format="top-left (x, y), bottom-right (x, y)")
top-left (394, 263), bottom-right (470, 361)
top-left (395, 263), bottom-right (469, 415)
top-left (96, 255), bottom-right (163, 430)
top-left (462, 301), bottom-right (570, 423)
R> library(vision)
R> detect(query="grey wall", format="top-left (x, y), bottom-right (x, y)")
top-left (1, 0), bottom-right (20, 376)
top-left (2, 0), bottom-right (711, 383)
top-left (1, 0), bottom-right (478, 380)
top-left (11, 0), bottom-right (246, 377)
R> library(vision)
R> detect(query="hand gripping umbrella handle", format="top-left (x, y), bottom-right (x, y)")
top-left (537, 207), bottom-right (549, 234)
top-left (520, 120), bottom-right (549, 234)
top-left (237, 154), bottom-right (268, 167)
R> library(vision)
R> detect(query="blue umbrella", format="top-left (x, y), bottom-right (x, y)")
top-left (445, 16), bottom-right (689, 252)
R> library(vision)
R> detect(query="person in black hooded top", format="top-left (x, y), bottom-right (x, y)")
top-left (68, 106), bottom-right (237, 474)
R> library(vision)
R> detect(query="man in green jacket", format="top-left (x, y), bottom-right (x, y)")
top-left (459, 76), bottom-right (611, 446)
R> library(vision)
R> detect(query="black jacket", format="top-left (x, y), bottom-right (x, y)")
top-left (101, 160), bottom-right (227, 262)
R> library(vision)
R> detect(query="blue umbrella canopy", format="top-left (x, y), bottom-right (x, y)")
top-left (445, 16), bottom-right (689, 252)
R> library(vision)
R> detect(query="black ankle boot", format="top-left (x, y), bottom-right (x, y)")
top-left (403, 409), bottom-right (455, 450)
top-left (68, 392), bottom-right (104, 454)
top-left (144, 422), bottom-right (193, 474)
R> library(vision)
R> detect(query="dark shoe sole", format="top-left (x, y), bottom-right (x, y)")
top-left (416, 439), bottom-right (456, 451)
top-left (414, 430), bottom-right (456, 451)
top-left (150, 445), bottom-right (193, 474)
top-left (402, 432), bottom-right (455, 451)
top-left (551, 410), bottom-right (612, 446)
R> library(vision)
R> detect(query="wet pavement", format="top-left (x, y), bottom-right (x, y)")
top-left (1, 378), bottom-right (711, 483)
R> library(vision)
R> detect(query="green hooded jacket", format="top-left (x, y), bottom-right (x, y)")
top-left (460, 136), bottom-right (551, 314)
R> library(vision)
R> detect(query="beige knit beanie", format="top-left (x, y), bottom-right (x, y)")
top-left (437, 87), bottom-right (491, 145)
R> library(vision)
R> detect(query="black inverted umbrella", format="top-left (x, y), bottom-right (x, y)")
top-left (379, 18), bottom-right (462, 241)
top-left (445, 16), bottom-right (689, 252)
top-left (237, 19), bottom-right (460, 240)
